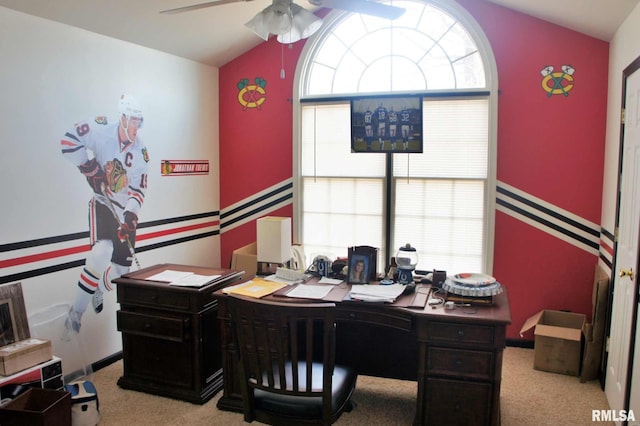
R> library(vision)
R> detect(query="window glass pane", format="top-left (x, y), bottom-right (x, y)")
top-left (453, 51), bottom-right (486, 88)
top-left (301, 104), bottom-right (386, 177)
top-left (314, 34), bottom-right (349, 69)
top-left (353, 28), bottom-right (392, 63)
top-left (389, 57), bottom-right (427, 92)
top-left (393, 179), bottom-right (484, 272)
top-left (332, 14), bottom-right (370, 45)
top-left (360, 57), bottom-right (392, 92)
top-left (420, 47), bottom-right (456, 89)
top-left (393, 98), bottom-right (488, 178)
top-left (334, 53), bottom-right (368, 93)
top-left (306, 63), bottom-right (335, 95)
top-left (302, 177), bottom-right (384, 263)
top-left (393, 29), bottom-right (437, 62)
top-left (439, 23), bottom-right (478, 62)
top-left (419, 4), bottom-right (456, 40)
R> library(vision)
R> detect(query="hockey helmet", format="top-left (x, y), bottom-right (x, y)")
top-left (118, 94), bottom-right (143, 125)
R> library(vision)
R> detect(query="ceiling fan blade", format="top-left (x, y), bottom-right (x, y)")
top-left (160, 0), bottom-right (254, 14)
top-left (314, 0), bottom-right (404, 19)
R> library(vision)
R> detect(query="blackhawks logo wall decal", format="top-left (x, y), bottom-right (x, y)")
top-left (237, 78), bottom-right (267, 110)
top-left (541, 65), bottom-right (575, 97)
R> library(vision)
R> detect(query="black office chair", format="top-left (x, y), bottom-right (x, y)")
top-left (226, 295), bottom-right (357, 426)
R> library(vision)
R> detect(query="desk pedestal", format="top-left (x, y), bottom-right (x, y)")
top-left (114, 264), bottom-right (241, 404)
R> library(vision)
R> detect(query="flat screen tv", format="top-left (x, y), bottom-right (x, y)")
top-left (351, 95), bottom-right (423, 153)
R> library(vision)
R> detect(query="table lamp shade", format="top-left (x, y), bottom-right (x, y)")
top-left (257, 217), bottom-right (292, 264)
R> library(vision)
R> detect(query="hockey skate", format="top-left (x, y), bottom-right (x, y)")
top-left (92, 288), bottom-right (104, 313)
top-left (62, 308), bottom-right (82, 341)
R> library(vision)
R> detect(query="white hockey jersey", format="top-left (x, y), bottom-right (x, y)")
top-left (60, 116), bottom-right (149, 222)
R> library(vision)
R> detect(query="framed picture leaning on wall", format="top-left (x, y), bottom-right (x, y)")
top-left (0, 282), bottom-right (30, 347)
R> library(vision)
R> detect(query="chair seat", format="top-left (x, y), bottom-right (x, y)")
top-left (254, 362), bottom-right (357, 419)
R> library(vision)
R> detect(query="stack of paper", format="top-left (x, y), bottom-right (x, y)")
top-left (147, 270), bottom-right (222, 287)
top-left (223, 278), bottom-right (286, 298)
top-left (286, 284), bottom-right (333, 300)
top-left (349, 284), bottom-right (406, 302)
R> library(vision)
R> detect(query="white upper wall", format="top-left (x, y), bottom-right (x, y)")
top-left (0, 6), bottom-right (220, 364)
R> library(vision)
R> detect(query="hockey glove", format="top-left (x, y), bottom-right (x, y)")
top-left (117, 211), bottom-right (138, 242)
top-left (78, 158), bottom-right (107, 194)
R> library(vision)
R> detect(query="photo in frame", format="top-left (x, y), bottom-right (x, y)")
top-left (351, 95), bottom-right (423, 153)
top-left (0, 282), bottom-right (30, 347)
top-left (347, 246), bottom-right (378, 284)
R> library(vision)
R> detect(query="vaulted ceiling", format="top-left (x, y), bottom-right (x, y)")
top-left (0, 0), bottom-right (637, 67)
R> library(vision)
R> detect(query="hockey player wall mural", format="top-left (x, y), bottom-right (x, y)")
top-left (60, 94), bottom-right (149, 336)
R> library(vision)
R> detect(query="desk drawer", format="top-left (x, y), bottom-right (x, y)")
top-left (118, 286), bottom-right (192, 311)
top-left (428, 322), bottom-right (495, 347)
top-left (117, 311), bottom-right (189, 341)
top-left (336, 307), bottom-right (412, 331)
top-left (124, 334), bottom-right (193, 388)
top-left (427, 347), bottom-right (493, 380)
top-left (425, 378), bottom-right (491, 426)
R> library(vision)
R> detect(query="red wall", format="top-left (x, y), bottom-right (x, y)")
top-left (219, 0), bottom-right (609, 340)
top-left (218, 40), bottom-right (303, 263)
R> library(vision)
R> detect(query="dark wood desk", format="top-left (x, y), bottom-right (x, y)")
top-left (215, 283), bottom-right (511, 426)
top-left (113, 264), bottom-right (242, 404)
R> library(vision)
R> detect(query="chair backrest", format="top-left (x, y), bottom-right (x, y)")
top-left (227, 295), bottom-right (338, 424)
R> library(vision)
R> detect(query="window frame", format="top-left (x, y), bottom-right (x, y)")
top-left (292, 0), bottom-right (499, 274)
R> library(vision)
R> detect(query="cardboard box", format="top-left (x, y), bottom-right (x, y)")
top-left (520, 310), bottom-right (586, 376)
top-left (231, 242), bottom-right (257, 280)
top-left (0, 339), bottom-right (53, 376)
top-left (581, 265), bottom-right (610, 382)
top-left (0, 387), bottom-right (71, 426)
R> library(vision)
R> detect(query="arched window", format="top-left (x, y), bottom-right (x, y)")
top-left (293, 0), bottom-right (498, 275)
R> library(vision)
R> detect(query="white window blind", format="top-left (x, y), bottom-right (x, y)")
top-left (301, 99), bottom-right (489, 273)
top-left (392, 98), bottom-right (488, 272)
top-left (301, 104), bottom-right (385, 262)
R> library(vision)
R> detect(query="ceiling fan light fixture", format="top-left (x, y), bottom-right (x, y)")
top-left (245, 0), bottom-right (293, 40)
top-left (246, 0), bottom-right (321, 43)
top-left (277, 3), bottom-right (322, 43)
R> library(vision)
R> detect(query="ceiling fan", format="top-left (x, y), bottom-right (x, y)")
top-left (160, 0), bottom-right (405, 43)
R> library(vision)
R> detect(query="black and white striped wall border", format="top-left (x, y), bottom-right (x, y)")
top-left (220, 178), bottom-right (293, 233)
top-left (496, 181), bottom-right (600, 256)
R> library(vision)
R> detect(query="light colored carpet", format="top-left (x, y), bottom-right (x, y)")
top-left (90, 347), bottom-right (612, 425)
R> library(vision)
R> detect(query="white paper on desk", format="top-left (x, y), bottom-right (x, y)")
top-left (286, 285), bottom-right (333, 300)
top-left (169, 274), bottom-right (221, 287)
top-left (350, 284), bottom-right (405, 302)
top-left (318, 277), bottom-right (343, 285)
top-left (263, 274), bottom-right (300, 285)
top-left (147, 270), bottom-right (194, 282)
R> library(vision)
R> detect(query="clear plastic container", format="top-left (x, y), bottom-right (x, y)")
top-left (28, 304), bottom-right (93, 383)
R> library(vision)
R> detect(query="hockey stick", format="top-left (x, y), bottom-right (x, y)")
top-left (100, 185), bottom-right (142, 270)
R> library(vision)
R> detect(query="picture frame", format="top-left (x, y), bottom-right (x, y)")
top-left (347, 246), bottom-right (378, 284)
top-left (0, 282), bottom-right (30, 347)
top-left (351, 94), bottom-right (423, 153)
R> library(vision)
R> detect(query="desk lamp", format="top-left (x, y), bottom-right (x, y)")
top-left (257, 217), bottom-right (292, 273)
top-left (396, 243), bottom-right (418, 285)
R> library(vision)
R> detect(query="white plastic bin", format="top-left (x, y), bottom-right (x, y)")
top-left (28, 304), bottom-right (93, 383)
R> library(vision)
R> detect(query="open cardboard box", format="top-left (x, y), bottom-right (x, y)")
top-left (230, 242), bottom-right (257, 280)
top-left (0, 387), bottom-right (71, 426)
top-left (520, 309), bottom-right (586, 376)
